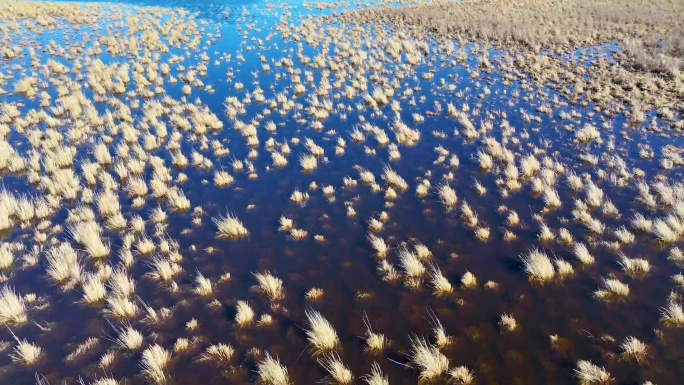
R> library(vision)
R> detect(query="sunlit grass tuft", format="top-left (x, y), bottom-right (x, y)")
top-left (620, 336), bottom-right (647, 362)
top-left (140, 344), bottom-right (171, 384)
top-left (10, 333), bottom-right (43, 367)
top-left (520, 248), bottom-right (554, 283)
top-left (318, 352), bottom-right (353, 385)
top-left (574, 360), bottom-right (611, 384)
top-left (305, 309), bottom-right (339, 355)
top-left (213, 212), bottom-right (249, 239)
top-left (660, 301), bottom-right (684, 327)
top-left (595, 278), bottom-right (629, 300)
top-left (449, 366), bottom-right (474, 384)
top-left (235, 300), bottom-right (255, 327)
top-left (114, 323), bottom-right (144, 351)
top-left (367, 233), bottom-right (389, 258)
top-left (0, 286), bottom-right (28, 326)
top-left (362, 362), bottom-right (389, 385)
top-left (252, 271), bottom-right (284, 301)
top-left (408, 335), bottom-right (449, 381)
top-left (256, 353), bottom-right (291, 385)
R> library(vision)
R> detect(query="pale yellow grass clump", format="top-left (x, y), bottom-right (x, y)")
top-left (398, 247), bottom-right (426, 278)
top-left (367, 233), bottom-right (388, 258)
top-left (10, 335), bottom-right (43, 367)
top-left (573, 242), bottom-right (595, 265)
top-left (166, 188), bottom-right (191, 212)
top-left (619, 254), bottom-right (651, 276)
top-left (235, 300), bottom-right (255, 327)
top-left (305, 309), bottom-right (339, 355)
top-left (278, 216), bottom-right (293, 232)
top-left (474, 226), bottom-right (490, 242)
top-left (429, 265), bottom-right (453, 297)
top-left (193, 273), bottom-right (213, 297)
top-left (318, 352), bottom-right (353, 385)
top-left (461, 271), bottom-right (477, 288)
top-left (363, 315), bottom-right (387, 353)
top-left (252, 271), bottom-right (284, 301)
top-left (449, 366), bottom-right (474, 384)
top-left (574, 360), bottom-right (611, 384)
top-left (595, 278), bottom-right (629, 300)
top-left (114, 324), bottom-right (144, 351)
top-left (520, 248), bottom-right (555, 283)
top-left (213, 212), bottom-right (249, 239)
top-left (69, 221), bottom-right (110, 259)
top-left (140, 344), bottom-right (171, 384)
top-left (290, 228), bottom-right (308, 240)
top-left (409, 336), bottom-right (449, 381)
top-left (257, 354), bottom-right (291, 385)
top-left (290, 189), bottom-right (309, 205)
top-left (272, 152), bottom-right (288, 168)
top-left (620, 336), bottom-right (647, 362)
top-left (136, 236), bottom-right (156, 256)
top-left (660, 301), bottom-right (684, 327)
top-left (499, 313), bottom-right (517, 332)
top-left (438, 182), bottom-right (457, 210)
top-left (214, 171), bottom-right (234, 187)
top-left (299, 154), bottom-right (317, 171)
top-left (362, 362), bottom-right (389, 385)
top-left (45, 242), bottom-right (82, 287)
top-left (358, 168), bottom-right (375, 184)
top-left (429, 313), bottom-right (452, 348)
top-left (305, 288), bottom-right (324, 302)
top-left (104, 296), bottom-right (139, 321)
top-left (0, 286), bottom-right (28, 326)
top-left (197, 343), bottom-right (235, 367)
top-left (147, 256), bottom-right (182, 283)
top-left (80, 273), bottom-right (107, 305)
top-left (382, 165), bottom-right (408, 191)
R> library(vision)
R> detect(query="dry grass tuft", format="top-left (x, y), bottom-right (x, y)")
top-left (660, 301), bottom-right (684, 327)
top-left (520, 248), bottom-right (555, 283)
top-left (214, 212), bottom-right (249, 239)
top-left (573, 242), bottom-right (595, 265)
top-left (620, 336), bottom-right (647, 362)
top-left (499, 313), bottom-right (517, 332)
top-left (363, 315), bottom-right (387, 353)
top-left (10, 334), bottom-right (43, 367)
top-left (305, 309), bottom-right (339, 355)
top-left (140, 344), bottom-right (171, 384)
top-left (595, 278), bottom-right (630, 300)
top-left (408, 335), bottom-right (449, 381)
top-left (367, 233), bottom-right (389, 258)
top-left (257, 353), bottom-right (291, 385)
top-left (252, 271), bottom-right (284, 301)
top-left (437, 182), bottom-right (457, 209)
top-left (235, 300), bottom-right (255, 327)
top-left (362, 362), bottom-right (389, 385)
top-left (114, 324), bottom-right (144, 351)
top-left (197, 343), bottom-right (235, 367)
top-left (574, 360), bottom-right (611, 384)
top-left (318, 352), bottom-right (353, 385)
top-left (449, 366), bottom-right (475, 384)
top-left (0, 286), bottom-right (28, 326)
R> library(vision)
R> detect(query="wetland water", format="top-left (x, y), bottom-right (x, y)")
top-left (0, 0), bottom-right (683, 384)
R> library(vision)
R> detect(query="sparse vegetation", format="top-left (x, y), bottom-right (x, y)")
top-left (0, 0), bottom-right (682, 383)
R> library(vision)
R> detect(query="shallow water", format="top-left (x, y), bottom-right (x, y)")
top-left (1, 0), bottom-right (683, 384)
